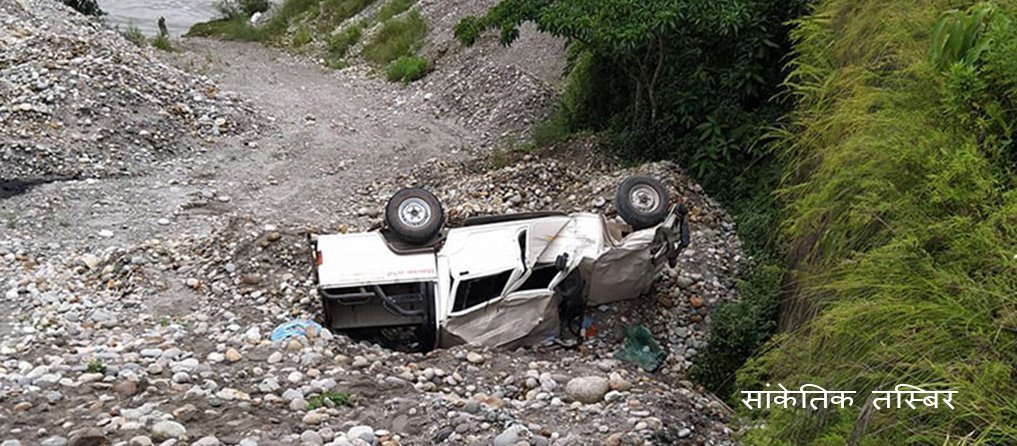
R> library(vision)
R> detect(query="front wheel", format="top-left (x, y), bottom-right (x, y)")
top-left (615, 176), bottom-right (671, 230)
top-left (384, 188), bottom-right (444, 244)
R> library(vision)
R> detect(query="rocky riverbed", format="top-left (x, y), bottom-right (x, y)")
top-left (1, 0), bottom-right (744, 445)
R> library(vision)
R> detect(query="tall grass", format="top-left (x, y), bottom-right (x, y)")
top-left (738, 0), bottom-right (1017, 444)
top-left (362, 10), bottom-right (427, 65)
top-left (377, 0), bottom-right (415, 22)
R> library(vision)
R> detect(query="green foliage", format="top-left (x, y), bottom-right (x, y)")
top-left (362, 10), bottom-right (428, 65)
top-left (120, 25), bottom-right (147, 47)
top-left (187, 16), bottom-right (271, 41)
top-left (532, 116), bottom-right (571, 147)
top-left (152, 35), bottom-right (177, 52)
top-left (456, 0), bottom-right (805, 184)
top-left (327, 25), bottom-right (363, 57)
top-left (292, 25), bottom-right (313, 47)
top-left (306, 391), bottom-right (352, 410)
top-left (85, 359), bottom-right (106, 374)
top-left (214, 0), bottom-right (270, 19)
top-left (386, 55), bottom-right (428, 82)
top-left (930, 3), bottom-right (999, 70)
top-left (190, 0), bottom-right (376, 45)
top-left (693, 263), bottom-right (782, 398)
top-left (737, 0), bottom-right (1017, 443)
top-left (531, 114), bottom-right (572, 147)
top-left (62, 0), bottom-right (103, 16)
top-left (378, 0), bottom-right (415, 22)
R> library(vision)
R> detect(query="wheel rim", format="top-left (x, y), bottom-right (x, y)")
top-left (629, 184), bottom-right (661, 214)
top-left (397, 197), bottom-right (431, 228)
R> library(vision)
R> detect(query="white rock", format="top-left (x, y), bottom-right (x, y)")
top-left (347, 426), bottom-right (375, 444)
top-left (151, 420), bottom-right (186, 440)
top-left (565, 376), bottom-right (610, 404)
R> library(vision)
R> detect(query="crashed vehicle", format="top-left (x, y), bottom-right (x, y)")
top-left (311, 176), bottom-right (689, 350)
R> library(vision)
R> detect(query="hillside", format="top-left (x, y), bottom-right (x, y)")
top-left (737, 0), bottom-right (1017, 444)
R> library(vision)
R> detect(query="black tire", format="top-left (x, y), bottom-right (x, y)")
top-left (385, 188), bottom-right (444, 244)
top-left (615, 176), bottom-right (671, 230)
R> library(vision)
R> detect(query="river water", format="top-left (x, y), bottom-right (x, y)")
top-left (98, 0), bottom-right (220, 36)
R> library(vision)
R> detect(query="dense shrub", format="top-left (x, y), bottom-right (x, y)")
top-left (362, 10), bottom-right (427, 65)
top-left (386, 55), bottom-right (428, 82)
top-left (378, 0), bottom-right (415, 22)
top-left (292, 25), bottom-right (313, 47)
top-left (152, 35), bottom-right (177, 52)
top-left (62, 0), bottom-right (102, 16)
top-left (456, 0), bottom-right (805, 185)
top-left (120, 25), bottom-right (146, 47)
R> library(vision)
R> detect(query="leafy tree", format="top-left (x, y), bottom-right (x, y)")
top-left (456, 0), bottom-right (805, 183)
top-left (62, 0), bottom-right (103, 16)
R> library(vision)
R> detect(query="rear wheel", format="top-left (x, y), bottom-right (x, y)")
top-left (615, 176), bottom-right (671, 230)
top-left (385, 188), bottom-right (444, 244)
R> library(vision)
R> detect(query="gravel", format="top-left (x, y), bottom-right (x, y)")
top-left (0, 0), bottom-right (257, 180)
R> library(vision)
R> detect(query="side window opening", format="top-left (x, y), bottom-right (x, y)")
top-left (517, 264), bottom-right (558, 291)
top-left (453, 270), bottom-right (512, 312)
top-left (518, 230), bottom-right (527, 266)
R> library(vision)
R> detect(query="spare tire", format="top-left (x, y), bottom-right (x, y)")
top-left (385, 188), bottom-right (444, 244)
top-left (615, 176), bottom-right (671, 230)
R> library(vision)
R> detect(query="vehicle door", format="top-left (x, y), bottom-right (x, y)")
top-left (439, 224), bottom-right (527, 321)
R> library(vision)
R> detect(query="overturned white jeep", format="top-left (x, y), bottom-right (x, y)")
top-left (311, 176), bottom-right (689, 350)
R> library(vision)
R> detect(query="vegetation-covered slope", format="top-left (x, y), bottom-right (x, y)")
top-left (461, 0), bottom-right (1017, 443)
top-left (739, 0), bottom-right (1017, 443)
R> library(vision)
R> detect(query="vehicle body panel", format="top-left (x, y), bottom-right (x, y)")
top-left (316, 233), bottom-right (438, 288)
top-left (314, 205), bottom-right (689, 348)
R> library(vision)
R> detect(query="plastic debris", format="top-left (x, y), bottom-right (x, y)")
top-left (614, 324), bottom-right (667, 372)
top-left (270, 319), bottom-right (323, 342)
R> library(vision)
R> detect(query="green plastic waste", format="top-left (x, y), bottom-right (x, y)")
top-left (614, 324), bottom-right (667, 372)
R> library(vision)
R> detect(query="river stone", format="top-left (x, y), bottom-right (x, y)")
top-left (565, 376), bottom-right (610, 404)
top-left (151, 420), bottom-right (186, 440)
top-left (347, 425), bottom-right (375, 443)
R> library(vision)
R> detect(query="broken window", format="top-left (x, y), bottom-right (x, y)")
top-left (516, 264), bottom-right (558, 291)
top-left (453, 270), bottom-right (512, 312)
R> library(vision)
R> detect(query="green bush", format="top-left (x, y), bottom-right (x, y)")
top-left (120, 25), bottom-right (147, 47)
top-left (692, 261), bottom-right (782, 398)
top-left (386, 55), bottom-right (428, 82)
top-left (455, 0), bottom-right (805, 185)
top-left (187, 16), bottom-right (270, 41)
top-left (319, 0), bottom-right (376, 32)
top-left (85, 359), bottom-right (106, 374)
top-left (152, 35), bottom-right (177, 52)
top-left (378, 0), bottom-right (415, 22)
top-left (531, 114), bottom-right (571, 147)
top-left (62, 0), bottom-right (103, 16)
top-left (362, 10), bottom-right (427, 65)
top-left (327, 25), bottom-right (363, 57)
top-left (292, 25), bottom-right (313, 47)
top-left (306, 391), bottom-right (352, 410)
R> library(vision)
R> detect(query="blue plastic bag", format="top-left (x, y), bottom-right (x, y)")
top-left (270, 319), bottom-right (323, 342)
